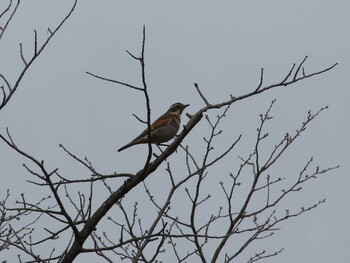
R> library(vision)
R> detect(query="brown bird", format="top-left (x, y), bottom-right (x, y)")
top-left (118, 102), bottom-right (189, 152)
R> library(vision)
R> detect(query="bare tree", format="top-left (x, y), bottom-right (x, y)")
top-left (0, 9), bottom-right (339, 263)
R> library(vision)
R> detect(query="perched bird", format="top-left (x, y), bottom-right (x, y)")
top-left (118, 102), bottom-right (189, 152)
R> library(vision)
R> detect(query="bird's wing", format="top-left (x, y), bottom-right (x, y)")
top-left (130, 113), bottom-right (171, 143)
top-left (151, 113), bottom-right (173, 129)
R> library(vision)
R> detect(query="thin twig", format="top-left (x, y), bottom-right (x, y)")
top-left (194, 83), bottom-right (210, 106)
top-left (293, 56), bottom-right (308, 81)
top-left (86, 71), bottom-right (143, 91)
top-left (255, 68), bottom-right (264, 92)
top-left (132, 113), bottom-right (147, 124)
top-left (19, 43), bottom-right (27, 65)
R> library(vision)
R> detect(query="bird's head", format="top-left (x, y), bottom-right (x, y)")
top-left (168, 102), bottom-right (189, 115)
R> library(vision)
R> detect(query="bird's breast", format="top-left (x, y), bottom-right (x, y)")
top-left (152, 116), bottom-right (180, 144)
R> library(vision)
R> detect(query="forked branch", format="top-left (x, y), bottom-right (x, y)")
top-left (0, 0), bottom-right (78, 110)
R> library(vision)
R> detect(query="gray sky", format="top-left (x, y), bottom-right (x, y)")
top-left (0, 0), bottom-right (349, 262)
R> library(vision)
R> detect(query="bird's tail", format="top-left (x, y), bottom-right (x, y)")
top-left (117, 142), bottom-right (135, 152)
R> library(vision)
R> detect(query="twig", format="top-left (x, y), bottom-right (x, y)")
top-left (19, 43), bottom-right (27, 65)
top-left (255, 68), bottom-right (264, 92)
top-left (132, 113), bottom-right (147, 124)
top-left (293, 56), bottom-right (308, 81)
top-left (85, 71), bottom-right (143, 91)
top-left (194, 83), bottom-right (210, 106)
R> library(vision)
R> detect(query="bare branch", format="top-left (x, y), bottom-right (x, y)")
top-left (0, 129), bottom-right (80, 239)
top-left (126, 49), bottom-right (140, 60)
top-left (293, 56), bottom-right (308, 81)
top-left (85, 71), bottom-right (143, 91)
top-left (59, 144), bottom-right (132, 180)
top-left (19, 43), bottom-right (28, 65)
top-left (33, 29), bottom-right (37, 55)
top-left (255, 68), bottom-right (264, 92)
top-left (132, 113), bottom-right (147, 124)
top-left (194, 83), bottom-right (210, 106)
top-left (0, 0), bottom-right (78, 110)
top-left (0, 0), bottom-right (20, 41)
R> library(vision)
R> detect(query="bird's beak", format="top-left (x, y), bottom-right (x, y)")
top-left (183, 104), bottom-right (190, 108)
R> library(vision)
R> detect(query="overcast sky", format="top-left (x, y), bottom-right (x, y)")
top-left (0, 1), bottom-right (349, 262)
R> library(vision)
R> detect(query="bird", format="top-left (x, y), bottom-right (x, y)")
top-left (118, 102), bottom-right (189, 152)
